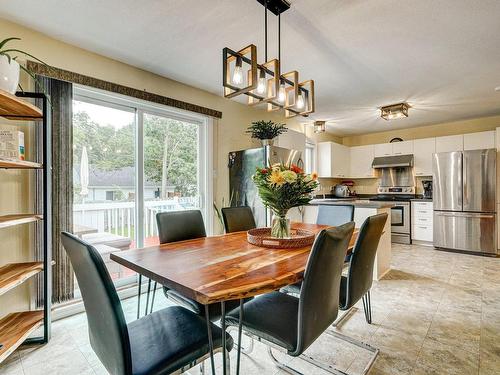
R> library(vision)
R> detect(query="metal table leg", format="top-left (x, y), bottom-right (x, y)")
top-left (144, 278), bottom-right (152, 316)
top-left (221, 301), bottom-right (227, 375)
top-left (204, 305), bottom-right (216, 375)
top-left (136, 274), bottom-right (142, 319)
top-left (236, 299), bottom-right (244, 375)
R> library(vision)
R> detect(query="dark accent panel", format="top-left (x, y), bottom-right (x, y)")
top-left (36, 76), bottom-right (74, 304)
top-left (27, 61), bottom-right (222, 119)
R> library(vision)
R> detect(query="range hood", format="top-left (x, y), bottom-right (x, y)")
top-left (372, 154), bottom-right (414, 168)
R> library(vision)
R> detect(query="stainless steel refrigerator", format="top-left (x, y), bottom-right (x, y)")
top-left (433, 149), bottom-right (497, 255)
top-left (228, 146), bottom-right (302, 227)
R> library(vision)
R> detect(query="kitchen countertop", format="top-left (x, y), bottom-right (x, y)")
top-left (310, 199), bottom-right (395, 209)
top-left (410, 197), bottom-right (433, 202)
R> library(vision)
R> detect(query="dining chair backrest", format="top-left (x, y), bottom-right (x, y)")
top-left (343, 213), bottom-right (388, 309)
top-left (61, 232), bottom-right (132, 375)
top-left (294, 221), bottom-right (355, 355)
top-left (156, 210), bottom-right (207, 244)
top-left (316, 204), bottom-right (355, 227)
top-left (221, 206), bottom-right (257, 233)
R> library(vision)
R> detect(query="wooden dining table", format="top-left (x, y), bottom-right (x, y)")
top-left (111, 222), bottom-right (359, 375)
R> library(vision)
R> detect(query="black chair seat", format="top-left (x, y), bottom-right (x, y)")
top-left (130, 306), bottom-right (233, 375)
top-left (166, 289), bottom-right (252, 321)
top-left (226, 291), bottom-right (299, 352)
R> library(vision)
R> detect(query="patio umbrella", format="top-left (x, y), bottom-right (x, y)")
top-left (80, 146), bottom-right (89, 197)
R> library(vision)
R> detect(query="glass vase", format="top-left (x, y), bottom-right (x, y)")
top-left (271, 214), bottom-right (291, 239)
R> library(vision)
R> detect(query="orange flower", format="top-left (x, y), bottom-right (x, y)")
top-left (311, 172), bottom-right (318, 180)
top-left (290, 164), bottom-right (303, 174)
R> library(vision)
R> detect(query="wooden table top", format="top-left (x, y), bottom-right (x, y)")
top-left (111, 223), bottom-right (359, 304)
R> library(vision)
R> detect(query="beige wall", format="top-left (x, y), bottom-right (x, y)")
top-left (342, 115), bottom-right (500, 146)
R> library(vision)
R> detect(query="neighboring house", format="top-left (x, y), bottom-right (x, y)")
top-left (74, 165), bottom-right (175, 202)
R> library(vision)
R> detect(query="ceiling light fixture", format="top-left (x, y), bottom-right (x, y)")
top-left (381, 102), bottom-right (410, 121)
top-left (314, 121), bottom-right (326, 133)
top-left (222, 0), bottom-right (315, 118)
top-left (495, 86), bottom-right (500, 92)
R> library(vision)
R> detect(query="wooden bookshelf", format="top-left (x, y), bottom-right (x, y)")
top-left (0, 311), bottom-right (44, 363)
top-left (0, 89), bottom-right (43, 121)
top-left (0, 158), bottom-right (43, 169)
top-left (0, 214), bottom-right (43, 229)
top-left (0, 262), bottom-right (44, 296)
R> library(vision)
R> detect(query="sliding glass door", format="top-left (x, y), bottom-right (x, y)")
top-left (71, 86), bottom-right (212, 292)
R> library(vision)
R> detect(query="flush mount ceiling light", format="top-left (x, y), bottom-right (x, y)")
top-left (495, 86), bottom-right (500, 92)
top-left (381, 102), bottom-right (410, 121)
top-left (222, 0), bottom-right (315, 118)
top-left (313, 120), bottom-right (326, 133)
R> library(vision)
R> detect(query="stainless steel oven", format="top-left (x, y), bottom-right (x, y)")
top-left (370, 185), bottom-right (415, 244)
top-left (390, 201), bottom-right (411, 244)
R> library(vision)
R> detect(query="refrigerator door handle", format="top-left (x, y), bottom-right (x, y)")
top-left (434, 211), bottom-right (496, 219)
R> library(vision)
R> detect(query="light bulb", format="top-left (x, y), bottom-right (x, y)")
top-left (278, 82), bottom-right (286, 103)
top-left (257, 70), bottom-right (266, 94)
top-left (296, 92), bottom-right (305, 109)
top-left (232, 56), bottom-right (243, 85)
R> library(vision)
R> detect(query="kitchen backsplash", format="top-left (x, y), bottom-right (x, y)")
top-left (317, 176), bottom-right (432, 195)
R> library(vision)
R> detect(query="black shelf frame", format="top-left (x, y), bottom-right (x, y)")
top-left (13, 91), bottom-right (52, 345)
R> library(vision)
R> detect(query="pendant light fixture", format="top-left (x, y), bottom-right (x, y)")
top-left (222, 0), bottom-right (315, 118)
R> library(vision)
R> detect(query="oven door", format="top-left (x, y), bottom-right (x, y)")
top-left (391, 202), bottom-right (410, 234)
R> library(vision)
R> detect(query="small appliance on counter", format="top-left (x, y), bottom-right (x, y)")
top-left (422, 180), bottom-right (432, 199)
top-left (332, 181), bottom-right (354, 198)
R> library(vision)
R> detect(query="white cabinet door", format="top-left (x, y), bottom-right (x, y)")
top-left (413, 138), bottom-right (436, 176)
top-left (276, 129), bottom-right (306, 152)
top-left (463, 131), bottom-right (496, 151)
top-left (317, 142), bottom-right (332, 178)
top-left (302, 205), bottom-right (318, 224)
top-left (435, 135), bottom-right (464, 153)
top-left (374, 143), bottom-right (392, 157)
top-left (331, 142), bottom-right (350, 178)
top-left (392, 140), bottom-right (413, 155)
top-left (350, 145), bottom-right (375, 178)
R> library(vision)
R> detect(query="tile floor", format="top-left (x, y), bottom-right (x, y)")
top-left (1, 244), bottom-right (499, 375)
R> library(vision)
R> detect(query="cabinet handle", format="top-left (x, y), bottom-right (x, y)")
top-left (419, 226), bottom-right (427, 229)
top-left (419, 218), bottom-right (428, 221)
top-left (394, 152), bottom-right (402, 155)
top-left (416, 172), bottom-right (423, 175)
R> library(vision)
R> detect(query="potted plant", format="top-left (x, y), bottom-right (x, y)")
top-left (0, 37), bottom-right (50, 94)
top-left (252, 163), bottom-right (318, 238)
top-left (246, 120), bottom-right (287, 146)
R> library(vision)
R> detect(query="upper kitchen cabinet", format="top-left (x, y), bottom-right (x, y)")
top-left (413, 138), bottom-right (436, 176)
top-left (373, 143), bottom-right (392, 157)
top-left (350, 145), bottom-right (375, 178)
top-left (275, 129), bottom-right (306, 153)
top-left (463, 130), bottom-right (496, 150)
top-left (317, 141), bottom-right (350, 178)
top-left (374, 141), bottom-right (413, 157)
top-left (392, 140), bottom-right (413, 155)
top-left (435, 134), bottom-right (463, 153)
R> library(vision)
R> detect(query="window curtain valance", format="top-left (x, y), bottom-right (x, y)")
top-left (27, 61), bottom-right (222, 119)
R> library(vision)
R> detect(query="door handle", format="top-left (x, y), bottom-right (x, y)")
top-left (435, 212), bottom-right (495, 219)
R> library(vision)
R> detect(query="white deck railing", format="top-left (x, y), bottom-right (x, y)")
top-left (73, 197), bottom-right (199, 238)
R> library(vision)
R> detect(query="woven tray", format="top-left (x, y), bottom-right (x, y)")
top-left (247, 227), bottom-right (315, 249)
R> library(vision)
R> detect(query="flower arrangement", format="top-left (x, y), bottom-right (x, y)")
top-left (252, 163), bottom-right (319, 238)
top-left (246, 120), bottom-right (287, 145)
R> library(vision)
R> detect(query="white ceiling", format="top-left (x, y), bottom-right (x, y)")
top-left (1, 0), bottom-right (500, 136)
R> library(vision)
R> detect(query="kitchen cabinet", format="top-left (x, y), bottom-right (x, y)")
top-left (317, 141), bottom-right (350, 178)
top-left (374, 141), bottom-right (413, 157)
top-left (463, 131), bottom-right (495, 151)
top-left (392, 140), bottom-right (413, 155)
top-left (374, 143), bottom-right (392, 157)
top-left (302, 205), bottom-right (318, 224)
top-left (435, 135), bottom-right (463, 153)
top-left (350, 145), bottom-right (375, 178)
top-left (413, 138), bottom-right (436, 176)
top-left (276, 129), bottom-right (306, 153)
top-left (411, 201), bottom-right (433, 243)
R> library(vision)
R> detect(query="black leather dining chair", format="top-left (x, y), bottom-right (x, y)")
top-left (281, 204), bottom-right (355, 295)
top-left (221, 206), bottom-right (256, 233)
top-left (225, 222), bottom-right (355, 374)
top-left (61, 231), bottom-right (232, 375)
top-left (339, 212), bottom-right (388, 324)
top-left (155, 210), bottom-right (246, 322)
